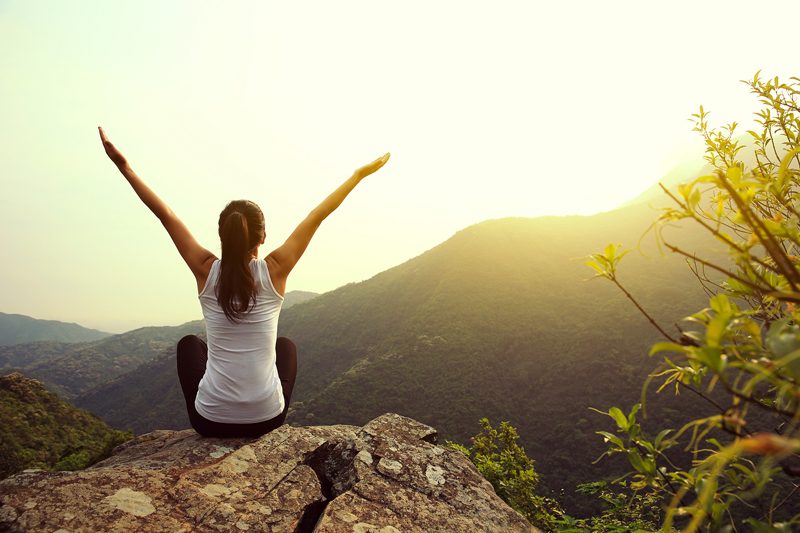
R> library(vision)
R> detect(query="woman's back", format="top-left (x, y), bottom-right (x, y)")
top-left (195, 258), bottom-right (285, 423)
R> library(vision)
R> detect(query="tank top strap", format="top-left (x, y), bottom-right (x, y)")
top-left (260, 259), bottom-right (285, 301)
top-left (199, 259), bottom-right (221, 297)
top-left (252, 258), bottom-right (265, 291)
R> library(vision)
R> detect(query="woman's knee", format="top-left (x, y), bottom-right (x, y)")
top-left (275, 337), bottom-right (297, 385)
top-left (275, 337), bottom-right (297, 365)
top-left (276, 337), bottom-right (297, 357)
top-left (177, 334), bottom-right (201, 352)
top-left (177, 335), bottom-right (205, 365)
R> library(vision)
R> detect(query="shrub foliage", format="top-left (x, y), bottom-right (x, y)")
top-left (586, 72), bottom-right (800, 531)
top-left (447, 418), bottom-right (564, 531)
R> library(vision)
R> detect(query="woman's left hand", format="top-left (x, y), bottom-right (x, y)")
top-left (98, 126), bottom-right (129, 168)
top-left (354, 152), bottom-right (391, 181)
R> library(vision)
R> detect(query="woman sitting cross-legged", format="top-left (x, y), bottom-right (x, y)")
top-left (98, 126), bottom-right (390, 438)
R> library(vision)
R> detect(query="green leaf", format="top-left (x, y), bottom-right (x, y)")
top-left (705, 315), bottom-right (727, 348)
top-left (709, 293), bottom-right (733, 315)
top-left (584, 260), bottom-right (605, 273)
top-left (695, 346), bottom-right (724, 373)
top-left (689, 189), bottom-right (701, 209)
top-left (726, 165), bottom-right (743, 183)
top-left (627, 403), bottom-right (641, 427)
top-left (596, 431), bottom-right (624, 449)
top-left (608, 407), bottom-right (629, 431)
top-left (777, 147), bottom-right (800, 191)
top-left (654, 429), bottom-right (673, 450)
top-left (649, 342), bottom-right (686, 357)
top-left (627, 449), bottom-right (648, 475)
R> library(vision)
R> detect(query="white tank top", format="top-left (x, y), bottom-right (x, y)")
top-left (195, 258), bottom-right (285, 423)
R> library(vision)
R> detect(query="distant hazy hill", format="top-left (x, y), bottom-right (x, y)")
top-left (0, 312), bottom-right (111, 346)
top-left (0, 372), bottom-right (132, 479)
top-left (69, 199), bottom-right (728, 514)
top-left (284, 290), bottom-right (319, 308)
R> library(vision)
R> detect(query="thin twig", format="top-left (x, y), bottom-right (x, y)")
top-left (610, 278), bottom-right (678, 343)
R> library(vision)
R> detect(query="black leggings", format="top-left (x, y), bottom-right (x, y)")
top-left (176, 334), bottom-right (297, 438)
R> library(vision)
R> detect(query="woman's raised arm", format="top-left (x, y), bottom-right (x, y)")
top-left (98, 126), bottom-right (215, 282)
top-left (266, 152), bottom-right (391, 280)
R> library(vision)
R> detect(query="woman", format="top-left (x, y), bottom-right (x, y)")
top-left (98, 126), bottom-right (390, 438)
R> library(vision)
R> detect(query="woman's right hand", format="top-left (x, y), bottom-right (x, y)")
top-left (98, 126), bottom-right (130, 168)
top-left (354, 152), bottom-right (391, 180)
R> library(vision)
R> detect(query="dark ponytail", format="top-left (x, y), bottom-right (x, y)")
top-left (216, 200), bottom-right (266, 323)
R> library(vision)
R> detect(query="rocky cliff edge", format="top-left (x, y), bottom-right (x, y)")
top-left (0, 413), bottom-right (537, 532)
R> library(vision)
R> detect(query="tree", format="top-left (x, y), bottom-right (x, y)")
top-left (585, 72), bottom-right (800, 531)
top-left (447, 418), bottom-right (564, 531)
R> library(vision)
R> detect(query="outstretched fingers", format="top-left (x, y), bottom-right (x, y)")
top-left (98, 126), bottom-right (128, 167)
top-left (357, 152), bottom-right (391, 178)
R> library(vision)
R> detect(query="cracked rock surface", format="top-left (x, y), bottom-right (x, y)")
top-left (0, 413), bottom-right (536, 532)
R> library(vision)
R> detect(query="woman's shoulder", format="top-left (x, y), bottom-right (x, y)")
top-left (259, 258), bottom-right (286, 300)
top-left (196, 257), bottom-right (220, 296)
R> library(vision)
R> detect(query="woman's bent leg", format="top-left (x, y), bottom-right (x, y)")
top-left (176, 335), bottom-right (209, 428)
top-left (272, 336), bottom-right (298, 425)
top-left (176, 335), bottom-right (243, 438)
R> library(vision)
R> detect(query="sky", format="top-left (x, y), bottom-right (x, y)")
top-left (1, 1), bottom-right (798, 333)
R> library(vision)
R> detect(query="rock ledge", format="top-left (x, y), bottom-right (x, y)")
top-left (0, 413), bottom-right (535, 532)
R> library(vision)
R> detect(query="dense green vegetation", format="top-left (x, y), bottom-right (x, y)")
top-left (0, 372), bottom-right (132, 479)
top-left (0, 312), bottom-right (111, 346)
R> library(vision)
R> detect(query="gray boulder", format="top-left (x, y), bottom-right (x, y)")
top-left (0, 413), bottom-right (537, 532)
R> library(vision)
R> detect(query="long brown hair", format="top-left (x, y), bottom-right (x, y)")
top-left (215, 200), bottom-right (266, 323)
